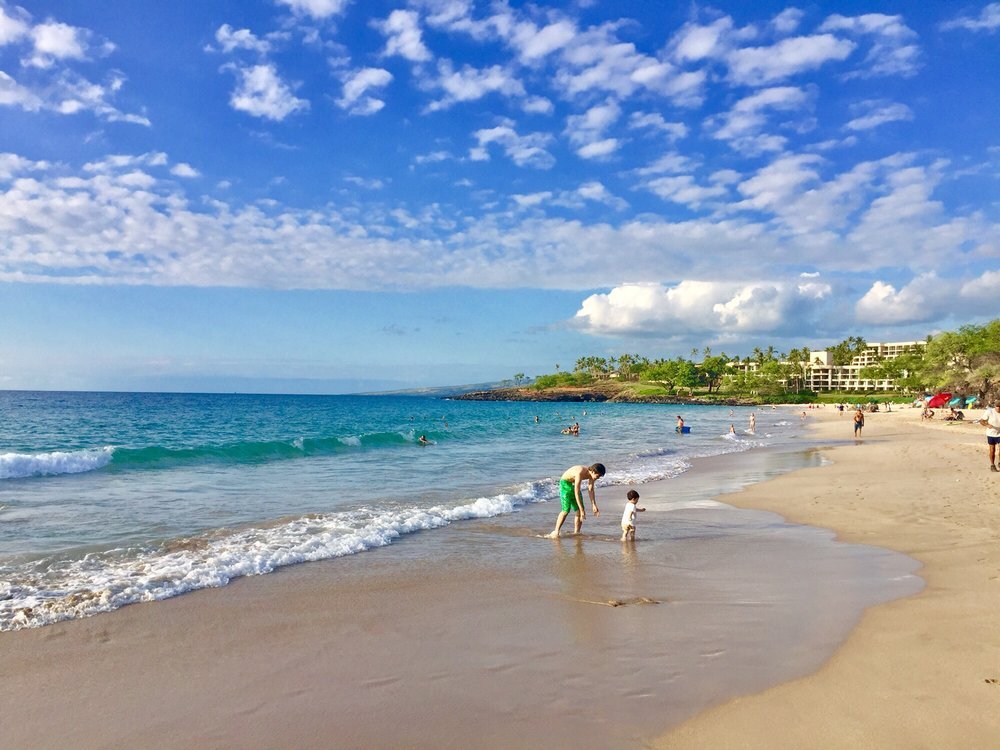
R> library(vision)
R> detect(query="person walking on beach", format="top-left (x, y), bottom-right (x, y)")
top-left (853, 408), bottom-right (865, 438)
top-left (620, 489), bottom-right (644, 541)
top-left (978, 398), bottom-right (1000, 472)
top-left (545, 463), bottom-right (605, 538)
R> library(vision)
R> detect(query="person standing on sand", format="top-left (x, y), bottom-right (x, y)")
top-left (545, 463), bottom-right (605, 538)
top-left (853, 408), bottom-right (865, 438)
top-left (978, 399), bottom-right (1000, 472)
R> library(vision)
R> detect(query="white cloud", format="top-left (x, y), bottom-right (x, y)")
top-left (470, 122), bottom-right (554, 168)
top-left (772, 8), bottom-right (804, 34)
top-left (170, 163), bottom-right (200, 178)
top-left (845, 101), bottom-right (913, 131)
top-left (424, 60), bottom-right (524, 111)
top-left (0, 4), bottom-right (29, 46)
top-left (575, 181), bottom-right (627, 210)
top-left (275, 0), bottom-right (350, 20)
top-left (521, 95), bottom-right (553, 114)
top-left (0, 70), bottom-right (42, 111)
top-left (670, 17), bottom-right (735, 63)
top-left (509, 18), bottom-right (576, 62)
top-left (344, 175), bottom-right (385, 189)
top-left (24, 21), bottom-right (112, 69)
top-left (556, 25), bottom-right (704, 105)
top-left (960, 269), bottom-right (1000, 301)
top-left (707, 86), bottom-right (810, 154)
top-left (941, 3), bottom-right (1000, 33)
top-left (855, 275), bottom-right (948, 325)
top-left (644, 175), bottom-right (728, 209)
top-left (566, 99), bottom-right (621, 158)
top-left (337, 67), bottom-right (392, 115)
top-left (376, 9), bottom-right (432, 63)
top-left (819, 13), bottom-right (920, 78)
top-left (512, 191), bottom-right (552, 208)
top-left (573, 280), bottom-right (831, 336)
top-left (229, 64), bottom-right (308, 121)
top-left (0, 152), bottom-right (49, 179)
top-left (726, 34), bottom-right (855, 85)
top-left (628, 112), bottom-right (688, 141)
top-left (634, 152), bottom-right (698, 177)
top-left (213, 24), bottom-right (271, 55)
top-left (735, 153), bottom-right (823, 213)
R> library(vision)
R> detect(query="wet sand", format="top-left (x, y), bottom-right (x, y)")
top-left (2, 408), bottom-right (989, 749)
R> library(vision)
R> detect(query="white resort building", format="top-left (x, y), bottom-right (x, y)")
top-left (728, 341), bottom-right (926, 393)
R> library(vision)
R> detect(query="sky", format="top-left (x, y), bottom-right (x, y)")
top-left (1, 0), bottom-right (998, 393)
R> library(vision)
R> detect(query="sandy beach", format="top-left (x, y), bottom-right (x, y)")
top-left (2, 407), bottom-right (997, 749)
top-left (658, 407), bottom-right (1000, 748)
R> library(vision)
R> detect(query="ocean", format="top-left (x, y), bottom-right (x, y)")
top-left (0, 391), bottom-right (902, 631)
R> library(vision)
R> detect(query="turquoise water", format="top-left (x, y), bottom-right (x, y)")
top-left (0, 391), bottom-right (801, 629)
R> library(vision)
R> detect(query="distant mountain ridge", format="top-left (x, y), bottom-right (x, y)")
top-left (360, 380), bottom-right (514, 398)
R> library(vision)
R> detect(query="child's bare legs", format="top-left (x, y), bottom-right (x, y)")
top-left (573, 511), bottom-right (584, 534)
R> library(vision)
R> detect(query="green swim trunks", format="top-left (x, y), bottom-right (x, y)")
top-left (559, 479), bottom-right (580, 512)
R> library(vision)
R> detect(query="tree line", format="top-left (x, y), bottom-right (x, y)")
top-left (523, 319), bottom-right (999, 401)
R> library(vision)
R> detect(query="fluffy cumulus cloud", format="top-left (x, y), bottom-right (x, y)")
top-left (228, 64), bottom-right (309, 120)
top-left (212, 24), bottom-right (271, 55)
top-left (0, 4), bottom-right (30, 46)
top-left (573, 279), bottom-right (832, 337)
top-left (725, 34), bottom-right (856, 85)
top-left (856, 270), bottom-right (1000, 325)
top-left (376, 9), bottom-right (432, 63)
top-left (0, 6), bottom-right (144, 124)
top-left (565, 99), bottom-right (621, 159)
top-left (423, 60), bottom-right (524, 111)
top-left (337, 67), bottom-right (393, 115)
top-left (469, 121), bottom-right (554, 168)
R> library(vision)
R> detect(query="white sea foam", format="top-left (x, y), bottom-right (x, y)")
top-left (0, 480), bottom-right (553, 630)
top-left (0, 448), bottom-right (114, 480)
top-left (338, 436), bottom-right (361, 446)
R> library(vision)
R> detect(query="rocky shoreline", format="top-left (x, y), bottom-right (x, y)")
top-left (451, 385), bottom-right (758, 406)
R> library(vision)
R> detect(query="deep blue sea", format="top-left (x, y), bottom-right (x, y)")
top-left (0, 391), bottom-right (803, 630)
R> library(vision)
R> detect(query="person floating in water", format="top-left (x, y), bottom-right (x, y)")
top-left (545, 463), bottom-right (604, 538)
top-left (417, 435), bottom-right (430, 445)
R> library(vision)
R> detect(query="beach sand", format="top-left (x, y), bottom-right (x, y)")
top-left (1, 408), bottom-right (997, 749)
top-left (657, 407), bottom-right (1000, 748)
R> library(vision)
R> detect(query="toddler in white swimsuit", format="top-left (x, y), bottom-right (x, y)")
top-left (621, 489), bottom-right (645, 541)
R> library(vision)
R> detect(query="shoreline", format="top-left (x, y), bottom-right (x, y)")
top-left (656, 407), bottom-right (1000, 748)
top-left (2, 407), bottom-right (994, 747)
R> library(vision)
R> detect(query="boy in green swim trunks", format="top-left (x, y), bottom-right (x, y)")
top-left (544, 463), bottom-right (605, 538)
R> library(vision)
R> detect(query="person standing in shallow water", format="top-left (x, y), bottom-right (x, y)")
top-left (545, 463), bottom-right (604, 538)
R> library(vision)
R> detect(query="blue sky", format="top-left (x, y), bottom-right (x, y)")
top-left (1, 0), bottom-right (998, 393)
